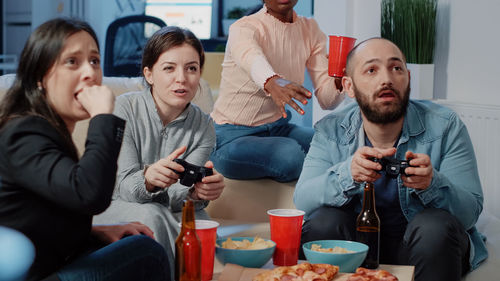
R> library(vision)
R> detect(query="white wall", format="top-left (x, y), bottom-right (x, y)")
top-left (312, 0), bottom-right (380, 123)
top-left (312, 0), bottom-right (380, 43)
top-left (436, 0), bottom-right (500, 106)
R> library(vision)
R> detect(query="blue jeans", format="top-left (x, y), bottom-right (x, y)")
top-left (211, 116), bottom-right (313, 182)
top-left (56, 235), bottom-right (170, 281)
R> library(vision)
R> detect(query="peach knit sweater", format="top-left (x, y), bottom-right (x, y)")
top-left (211, 6), bottom-right (344, 127)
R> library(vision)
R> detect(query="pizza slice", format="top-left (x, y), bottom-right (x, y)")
top-left (346, 267), bottom-right (398, 281)
top-left (309, 264), bottom-right (339, 280)
top-left (253, 262), bottom-right (339, 281)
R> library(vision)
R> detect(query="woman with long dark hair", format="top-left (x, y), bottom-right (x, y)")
top-left (0, 18), bottom-right (170, 281)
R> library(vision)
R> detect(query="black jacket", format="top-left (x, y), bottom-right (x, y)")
top-left (0, 114), bottom-right (125, 281)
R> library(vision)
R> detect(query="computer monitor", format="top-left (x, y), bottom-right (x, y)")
top-left (145, 0), bottom-right (213, 39)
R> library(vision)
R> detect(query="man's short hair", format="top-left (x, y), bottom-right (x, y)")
top-left (344, 37), bottom-right (407, 76)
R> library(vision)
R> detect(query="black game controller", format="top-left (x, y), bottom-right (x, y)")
top-left (173, 159), bottom-right (213, 186)
top-left (372, 157), bottom-right (414, 178)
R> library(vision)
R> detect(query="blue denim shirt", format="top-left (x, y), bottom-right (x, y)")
top-left (294, 100), bottom-right (488, 270)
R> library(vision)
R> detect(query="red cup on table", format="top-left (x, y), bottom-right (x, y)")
top-left (195, 220), bottom-right (219, 281)
top-left (267, 209), bottom-right (305, 266)
top-left (328, 35), bottom-right (357, 91)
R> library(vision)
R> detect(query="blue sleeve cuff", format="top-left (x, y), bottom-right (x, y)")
top-left (414, 168), bottom-right (440, 205)
top-left (334, 155), bottom-right (363, 198)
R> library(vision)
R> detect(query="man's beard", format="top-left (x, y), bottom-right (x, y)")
top-left (353, 83), bottom-right (410, 124)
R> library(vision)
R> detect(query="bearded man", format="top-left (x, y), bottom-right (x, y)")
top-left (294, 38), bottom-right (487, 281)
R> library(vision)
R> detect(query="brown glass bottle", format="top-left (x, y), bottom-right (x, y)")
top-left (356, 182), bottom-right (380, 269)
top-left (175, 200), bottom-right (201, 281)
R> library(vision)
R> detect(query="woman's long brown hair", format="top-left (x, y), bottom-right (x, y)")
top-left (0, 18), bottom-right (100, 160)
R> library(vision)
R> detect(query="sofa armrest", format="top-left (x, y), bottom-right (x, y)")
top-left (102, 76), bottom-right (145, 96)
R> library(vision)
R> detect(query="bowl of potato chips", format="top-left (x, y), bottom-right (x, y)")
top-left (215, 236), bottom-right (276, 268)
top-left (302, 240), bottom-right (368, 273)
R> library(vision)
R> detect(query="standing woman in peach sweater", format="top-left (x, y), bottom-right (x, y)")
top-left (211, 0), bottom-right (344, 182)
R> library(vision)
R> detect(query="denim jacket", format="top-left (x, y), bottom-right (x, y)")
top-left (294, 100), bottom-right (487, 270)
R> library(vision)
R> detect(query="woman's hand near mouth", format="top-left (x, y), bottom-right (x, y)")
top-left (76, 85), bottom-right (115, 117)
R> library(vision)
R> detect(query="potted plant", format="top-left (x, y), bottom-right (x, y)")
top-left (222, 7), bottom-right (248, 37)
top-left (381, 0), bottom-right (437, 99)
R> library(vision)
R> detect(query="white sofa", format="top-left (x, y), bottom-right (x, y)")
top-left (0, 74), bottom-right (498, 280)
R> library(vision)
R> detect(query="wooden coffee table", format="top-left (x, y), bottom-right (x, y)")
top-left (213, 223), bottom-right (414, 280)
top-left (212, 260), bottom-right (414, 281)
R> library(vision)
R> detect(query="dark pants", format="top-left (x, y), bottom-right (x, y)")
top-left (46, 235), bottom-right (171, 281)
top-left (301, 206), bottom-right (470, 281)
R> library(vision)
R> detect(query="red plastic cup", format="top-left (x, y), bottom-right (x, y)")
top-left (328, 35), bottom-right (357, 78)
top-left (267, 209), bottom-right (305, 266)
top-left (195, 220), bottom-right (219, 281)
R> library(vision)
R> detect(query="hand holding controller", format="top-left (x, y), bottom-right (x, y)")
top-left (372, 157), bottom-right (414, 178)
top-left (173, 159), bottom-right (213, 186)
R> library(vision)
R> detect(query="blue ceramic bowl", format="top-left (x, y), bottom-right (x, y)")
top-left (302, 240), bottom-right (368, 273)
top-left (215, 237), bottom-right (276, 268)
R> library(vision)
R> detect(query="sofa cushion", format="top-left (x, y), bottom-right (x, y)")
top-left (201, 52), bottom-right (224, 94)
top-left (103, 76), bottom-right (146, 96)
top-left (205, 178), bottom-right (296, 222)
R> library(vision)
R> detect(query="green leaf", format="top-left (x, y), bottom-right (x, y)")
top-left (381, 0), bottom-right (436, 64)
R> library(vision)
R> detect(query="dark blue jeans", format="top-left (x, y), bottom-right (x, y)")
top-left (56, 235), bottom-right (170, 281)
top-left (211, 116), bottom-right (313, 182)
top-left (301, 206), bottom-right (470, 281)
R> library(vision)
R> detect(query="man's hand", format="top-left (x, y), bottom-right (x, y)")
top-left (191, 161), bottom-right (225, 201)
top-left (144, 146), bottom-right (186, 191)
top-left (401, 151), bottom-right (433, 190)
top-left (264, 76), bottom-right (312, 118)
top-left (351, 147), bottom-right (397, 183)
top-left (91, 222), bottom-right (155, 244)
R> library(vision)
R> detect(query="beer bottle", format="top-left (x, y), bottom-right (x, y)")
top-left (356, 182), bottom-right (380, 269)
top-left (175, 200), bottom-right (201, 281)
